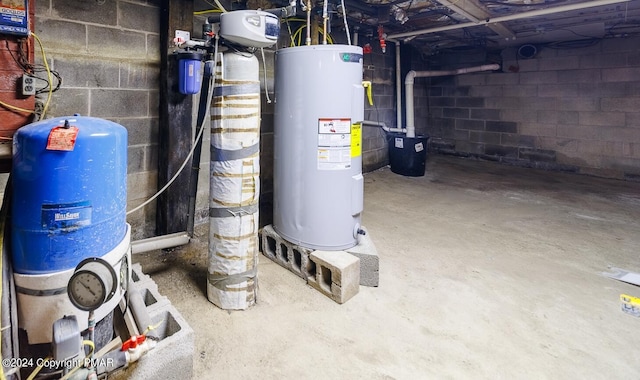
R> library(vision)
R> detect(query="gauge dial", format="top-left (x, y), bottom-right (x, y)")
top-left (67, 257), bottom-right (117, 312)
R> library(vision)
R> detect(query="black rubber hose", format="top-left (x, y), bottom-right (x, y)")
top-left (187, 57), bottom-right (215, 236)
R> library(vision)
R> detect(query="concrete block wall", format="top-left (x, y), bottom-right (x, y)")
top-left (419, 36), bottom-right (640, 180)
top-left (34, 0), bottom-right (161, 239)
top-left (360, 38), bottom-right (396, 173)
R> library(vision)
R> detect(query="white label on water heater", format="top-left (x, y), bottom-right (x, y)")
top-left (318, 118), bottom-right (351, 170)
top-left (415, 142), bottom-right (424, 152)
top-left (395, 138), bottom-right (404, 149)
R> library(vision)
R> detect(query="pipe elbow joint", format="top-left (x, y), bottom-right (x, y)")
top-left (405, 70), bottom-right (417, 85)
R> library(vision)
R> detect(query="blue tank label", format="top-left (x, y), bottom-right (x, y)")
top-left (41, 202), bottom-right (92, 230)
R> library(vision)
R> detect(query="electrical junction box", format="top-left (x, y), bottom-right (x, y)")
top-left (22, 73), bottom-right (34, 96)
top-left (0, 0), bottom-right (29, 36)
top-left (219, 10), bottom-right (279, 48)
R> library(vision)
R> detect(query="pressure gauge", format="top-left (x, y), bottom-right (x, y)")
top-left (67, 257), bottom-right (117, 312)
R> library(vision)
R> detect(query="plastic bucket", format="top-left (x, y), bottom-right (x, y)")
top-left (388, 134), bottom-right (429, 176)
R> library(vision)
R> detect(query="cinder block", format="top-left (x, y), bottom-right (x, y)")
top-left (111, 264), bottom-right (194, 380)
top-left (601, 98), bottom-right (640, 113)
top-left (260, 224), bottom-right (378, 295)
top-left (469, 131), bottom-right (500, 145)
top-left (35, 19), bottom-right (87, 52)
top-left (602, 67), bottom-right (640, 83)
top-left (557, 69), bottom-right (601, 83)
top-left (308, 251), bottom-right (360, 304)
top-left (519, 71), bottom-right (559, 85)
top-left (87, 26), bottom-right (147, 59)
top-left (345, 228), bottom-right (379, 287)
top-left (91, 89), bottom-right (149, 118)
top-left (118, 2), bottom-right (160, 33)
top-left (53, 57), bottom-right (120, 88)
top-left (259, 225), bottom-right (315, 281)
top-left (47, 88), bottom-right (89, 117)
top-left (456, 97), bottom-right (485, 108)
top-left (456, 74), bottom-right (486, 86)
top-left (484, 97), bottom-right (522, 109)
top-left (52, 0), bottom-right (117, 25)
top-left (537, 84), bottom-right (579, 97)
top-left (120, 62), bottom-right (159, 90)
top-left (557, 97), bottom-right (598, 112)
top-left (485, 73), bottom-right (519, 85)
top-left (443, 107), bottom-right (470, 119)
top-left (131, 264), bottom-right (171, 312)
top-left (578, 111), bottom-right (626, 127)
top-left (259, 225), bottom-right (278, 261)
top-left (538, 56), bottom-right (579, 71)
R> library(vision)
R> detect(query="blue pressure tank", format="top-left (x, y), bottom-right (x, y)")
top-left (11, 116), bottom-right (127, 274)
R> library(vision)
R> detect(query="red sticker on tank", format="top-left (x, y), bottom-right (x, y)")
top-left (46, 126), bottom-right (79, 151)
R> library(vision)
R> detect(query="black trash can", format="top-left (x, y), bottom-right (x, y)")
top-left (388, 134), bottom-right (429, 176)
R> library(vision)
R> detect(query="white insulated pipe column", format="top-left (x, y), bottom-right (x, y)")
top-left (208, 51), bottom-right (261, 310)
top-left (404, 64), bottom-right (500, 137)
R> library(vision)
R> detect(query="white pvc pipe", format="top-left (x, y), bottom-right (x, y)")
top-left (362, 120), bottom-right (406, 133)
top-left (387, 0), bottom-right (630, 40)
top-left (131, 232), bottom-right (191, 254)
top-left (404, 64), bottom-right (500, 138)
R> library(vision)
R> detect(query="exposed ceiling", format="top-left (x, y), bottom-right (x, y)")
top-left (195, 0), bottom-right (640, 55)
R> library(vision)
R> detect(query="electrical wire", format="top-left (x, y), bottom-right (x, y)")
top-left (126, 97), bottom-right (208, 216)
top-left (201, 0), bottom-right (226, 12)
top-left (0, 99), bottom-right (35, 114)
top-left (341, 0), bottom-right (352, 45)
top-left (0, 175), bottom-right (8, 380)
top-left (194, 9), bottom-right (223, 15)
top-left (292, 25), bottom-right (334, 46)
top-left (260, 48), bottom-right (272, 103)
top-left (305, 0), bottom-right (311, 45)
top-left (31, 32), bottom-right (53, 119)
top-left (212, 0), bottom-right (227, 13)
top-left (143, 319), bottom-right (164, 336)
top-left (480, 0), bottom-right (567, 6)
top-left (25, 357), bottom-right (51, 380)
top-left (284, 17), bottom-right (294, 47)
top-left (4, 40), bottom-right (62, 95)
top-left (58, 341), bottom-right (95, 380)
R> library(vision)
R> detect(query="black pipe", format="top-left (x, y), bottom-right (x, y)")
top-left (186, 56), bottom-right (215, 236)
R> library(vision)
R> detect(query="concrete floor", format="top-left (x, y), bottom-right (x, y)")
top-left (135, 155), bottom-right (640, 379)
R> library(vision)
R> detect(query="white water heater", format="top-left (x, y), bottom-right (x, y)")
top-left (273, 45), bottom-right (364, 250)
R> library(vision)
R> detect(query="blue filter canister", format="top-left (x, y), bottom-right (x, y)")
top-left (177, 51), bottom-right (204, 95)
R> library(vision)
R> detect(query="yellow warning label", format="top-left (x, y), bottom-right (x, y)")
top-left (621, 294), bottom-right (640, 306)
top-left (351, 123), bottom-right (361, 157)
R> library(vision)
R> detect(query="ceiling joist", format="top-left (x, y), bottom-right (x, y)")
top-left (436, 0), bottom-right (516, 40)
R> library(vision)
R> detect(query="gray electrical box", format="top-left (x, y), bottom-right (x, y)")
top-left (52, 316), bottom-right (82, 362)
